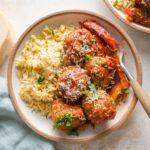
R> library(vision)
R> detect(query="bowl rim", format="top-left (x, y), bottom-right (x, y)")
top-left (7, 9), bottom-right (142, 143)
top-left (104, 0), bottom-right (150, 34)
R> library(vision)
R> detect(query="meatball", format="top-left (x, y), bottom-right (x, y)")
top-left (57, 66), bottom-right (90, 102)
top-left (82, 90), bottom-right (116, 125)
top-left (135, 0), bottom-right (150, 10)
top-left (84, 56), bottom-right (117, 89)
top-left (125, 7), bottom-right (150, 27)
top-left (50, 99), bottom-right (86, 130)
top-left (64, 28), bottom-right (105, 64)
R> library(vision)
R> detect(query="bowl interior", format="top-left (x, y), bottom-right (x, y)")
top-left (9, 11), bottom-right (141, 143)
top-left (105, 0), bottom-right (150, 33)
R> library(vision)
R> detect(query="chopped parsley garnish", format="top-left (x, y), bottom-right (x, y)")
top-left (60, 51), bottom-right (65, 57)
top-left (96, 60), bottom-right (102, 65)
top-left (85, 54), bottom-right (92, 60)
top-left (36, 76), bottom-right (45, 84)
top-left (54, 113), bottom-right (74, 129)
top-left (123, 88), bottom-right (129, 94)
top-left (109, 98), bottom-right (115, 105)
top-left (52, 110), bottom-right (57, 115)
top-left (45, 40), bottom-right (49, 44)
top-left (82, 90), bottom-right (89, 95)
top-left (82, 41), bottom-right (86, 47)
top-left (66, 128), bottom-right (79, 136)
top-left (60, 105), bottom-right (64, 111)
top-left (113, 0), bottom-right (118, 7)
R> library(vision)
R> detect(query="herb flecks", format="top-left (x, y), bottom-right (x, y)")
top-left (60, 105), bottom-right (64, 111)
top-left (96, 60), bottom-right (102, 65)
top-left (52, 110), bottom-right (57, 115)
top-left (36, 76), bottom-right (45, 84)
top-left (82, 90), bottom-right (89, 95)
top-left (85, 54), bottom-right (92, 60)
top-left (45, 40), bottom-right (49, 44)
top-left (60, 51), bottom-right (65, 57)
top-left (109, 98), bottom-right (115, 105)
top-left (113, 0), bottom-right (118, 7)
top-left (82, 41), bottom-right (86, 47)
top-left (123, 88), bottom-right (129, 94)
top-left (54, 113), bottom-right (74, 129)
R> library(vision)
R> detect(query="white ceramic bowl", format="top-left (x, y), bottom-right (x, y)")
top-left (8, 10), bottom-right (142, 143)
top-left (105, 0), bottom-right (150, 33)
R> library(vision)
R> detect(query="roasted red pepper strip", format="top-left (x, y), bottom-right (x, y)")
top-left (81, 20), bottom-right (118, 50)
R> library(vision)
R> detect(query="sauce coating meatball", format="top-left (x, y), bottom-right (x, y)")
top-left (135, 0), bottom-right (150, 10)
top-left (82, 90), bottom-right (116, 125)
top-left (50, 99), bottom-right (86, 130)
top-left (57, 66), bottom-right (90, 102)
top-left (64, 28), bottom-right (105, 64)
top-left (84, 56), bottom-right (117, 89)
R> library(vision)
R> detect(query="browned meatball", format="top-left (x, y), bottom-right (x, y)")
top-left (64, 28), bottom-right (106, 64)
top-left (135, 0), bottom-right (150, 10)
top-left (57, 66), bottom-right (90, 102)
top-left (82, 90), bottom-right (116, 125)
top-left (84, 56), bottom-right (117, 89)
top-left (50, 99), bottom-right (86, 130)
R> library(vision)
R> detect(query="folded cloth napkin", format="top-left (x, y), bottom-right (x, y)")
top-left (0, 77), bottom-right (55, 150)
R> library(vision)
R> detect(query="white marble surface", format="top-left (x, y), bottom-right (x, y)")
top-left (0, 0), bottom-right (150, 150)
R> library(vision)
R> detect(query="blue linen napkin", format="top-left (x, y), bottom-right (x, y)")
top-left (0, 77), bottom-right (55, 150)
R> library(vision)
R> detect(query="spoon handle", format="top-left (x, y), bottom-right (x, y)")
top-left (130, 80), bottom-right (150, 118)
